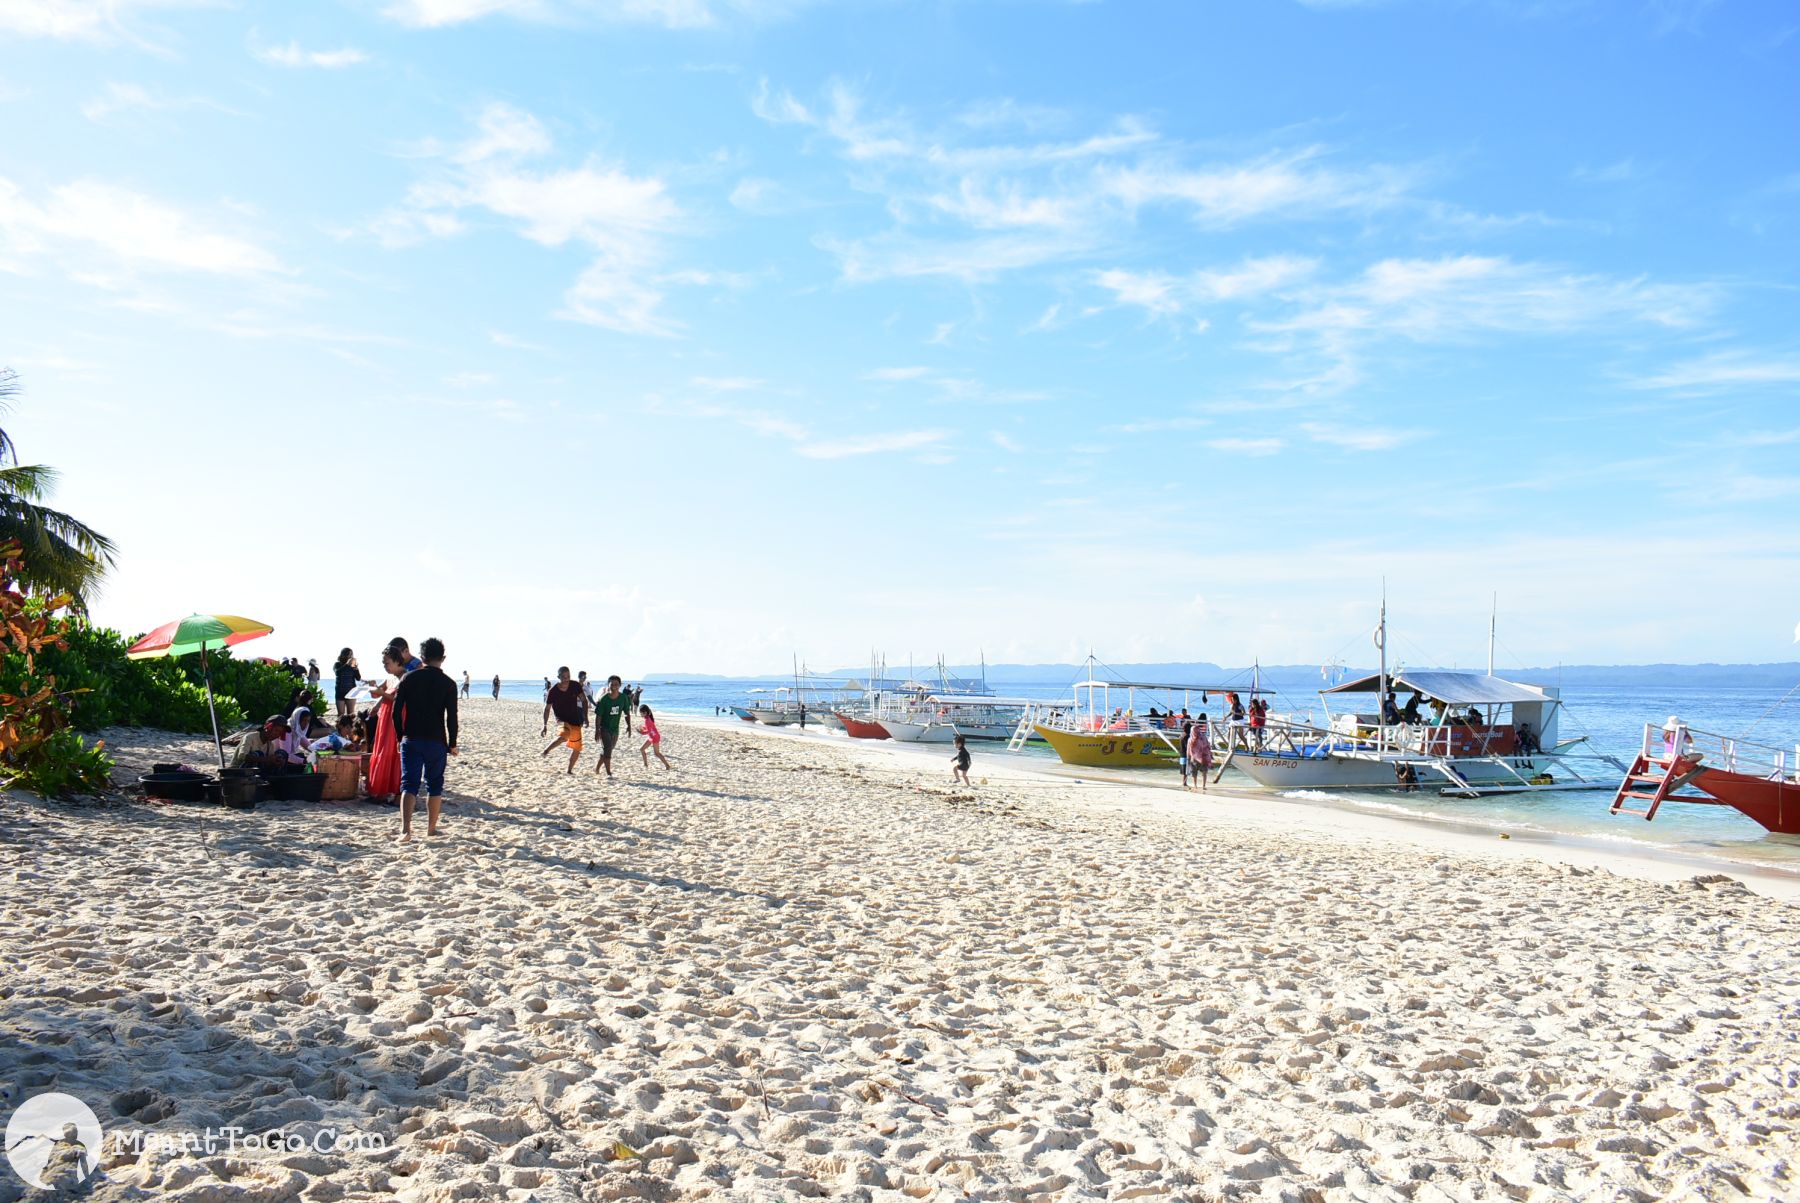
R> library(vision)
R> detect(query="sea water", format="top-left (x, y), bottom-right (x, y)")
top-left (488, 676), bottom-right (1800, 874)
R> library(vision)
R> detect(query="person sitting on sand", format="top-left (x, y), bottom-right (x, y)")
top-left (639, 705), bottom-right (671, 771)
top-left (951, 734), bottom-right (972, 786)
top-left (541, 666), bottom-right (587, 773)
top-left (309, 715), bottom-right (357, 754)
top-left (233, 714), bottom-right (292, 771)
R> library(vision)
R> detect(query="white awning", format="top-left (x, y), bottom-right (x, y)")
top-left (1322, 670), bottom-right (1552, 706)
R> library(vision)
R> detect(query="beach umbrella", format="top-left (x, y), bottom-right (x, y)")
top-left (126, 614), bottom-right (273, 771)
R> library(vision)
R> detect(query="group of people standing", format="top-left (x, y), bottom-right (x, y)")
top-left (331, 638), bottom-right (460, 841)
top-left (540, 668), bottom-right (668, 778)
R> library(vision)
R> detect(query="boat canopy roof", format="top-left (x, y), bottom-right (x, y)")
top-left (926, 694), bottom-right (1073, 708)
top-left (1076, 678), bottom-right (1274, 695)
top-left (1322, 670), bottom-right (1550, 706)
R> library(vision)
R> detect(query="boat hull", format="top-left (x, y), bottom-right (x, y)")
top-left (835, 712), bottom-right (890, 740)
top-left (729, 706), bottom-right (755, 722)
top-left (1690, 767), bottom-right (1800, 835)
top-left (882, 719), bottom-right (957, 744)
top-left (1231, 750), bottom-right (1559, 791)
top-left (1035, 725), bottom-right (1180, 768)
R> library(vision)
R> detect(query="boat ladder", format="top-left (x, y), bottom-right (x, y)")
top-left (1608, 751), bottom-right (1710, 821)
top-left (1006, 710), bottom-right (1035, 752)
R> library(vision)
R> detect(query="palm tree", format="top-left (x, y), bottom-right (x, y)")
top-left (0, 368), bottom-right (116, 608)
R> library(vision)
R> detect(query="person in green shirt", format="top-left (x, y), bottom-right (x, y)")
top-left (593, 675), bottom-right (632, 779)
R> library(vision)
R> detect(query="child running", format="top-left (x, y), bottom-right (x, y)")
top-left (638, 704), bottom-right (671, 771)
top-left (951, 734), bottom-right (972, 786)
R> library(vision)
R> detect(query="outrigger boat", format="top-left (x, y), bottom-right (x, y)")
top-left (1610, 719), bottom-right (1800, 836)
top-left (1013, 659), bottom-right (1266, 768)
top-left (1224, 602), bottom-right (1624, 796)
top-left (881, 695), bottom-right (1064, 744)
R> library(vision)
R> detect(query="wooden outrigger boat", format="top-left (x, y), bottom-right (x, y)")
top-left (1223, 600), bottom-right (1623, 796)
top-left (835, 711), bottom-right (891, 739)
top-left (1611, 719), bottom-right (1800, 836)
top-left (1013, 660), bottom-right (1264, 768)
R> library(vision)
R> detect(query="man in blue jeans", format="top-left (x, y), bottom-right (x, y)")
top-left (393, 636), bottom-right (459, 843)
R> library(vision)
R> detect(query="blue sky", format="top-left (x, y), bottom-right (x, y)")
top-left (4, 0), bottom-right (1797, 677)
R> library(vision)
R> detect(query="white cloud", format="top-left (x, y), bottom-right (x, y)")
top-left (1300, 422), bottom-right (1425, 452)
top-left (0, 0), bottom-right (200, 40)
top-left (0, 176), bottom-right (281, 275)
top-left (1206, 436), bottom-right (1284, 456)
top-left (1632, 350), bottom-right (1800, 392)
top-left (1099, 148), bottom-right (1419, 227)
top-left (990, 431), bottom-right (1022, 453)
top-left (383, 0), bottom-right (802, 31)
top-left (1096, 255), bottom-right (1318, 321)
top-left (691, 375), bottom-right (764, 391)
top-left (864, 366), bottom-right (932, 381)
top-left (1111, 415), bottom-right (1210, 434)
top-left (756, 83), bottom-right (1425, 288)
top-left (1095, 268), bottom-right (1181, 317)
top-left (795, 429), bottom-right (947, 459)
top-left (372, 102), bottom-right (684, 336)
top-left (1250, 255), bottom-right (1714, 359)
top-left (488, 329), bottom-right (548, 351)
top-left (81, 81), bottom-right (232, 123)
top-left (255, 40), bottom-right (369, 68)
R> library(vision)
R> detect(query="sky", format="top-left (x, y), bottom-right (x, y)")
top-left (3, 0), bottom-right (1798, 678)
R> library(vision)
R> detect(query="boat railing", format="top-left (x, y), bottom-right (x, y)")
top-left (1641, 721), bottom-right (1798, 781)
top-left (1246, 716), bottom-right (1575, 763)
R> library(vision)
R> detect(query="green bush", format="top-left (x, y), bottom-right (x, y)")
top-left (0, 621), bottom-right (315, 735)
top-left (195, 653), bottom-right (324, 727)
top-left (4, 726), bottom-right (111, 797)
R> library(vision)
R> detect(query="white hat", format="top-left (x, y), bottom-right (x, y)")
top-left (1662, 715), bottom-right (1681, 731)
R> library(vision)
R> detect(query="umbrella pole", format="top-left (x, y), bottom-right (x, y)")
top-left (203, 641), bottom-right (225, 772)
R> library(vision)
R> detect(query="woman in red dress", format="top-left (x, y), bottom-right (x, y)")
top-left (365, 647), bottom-right (404, 801)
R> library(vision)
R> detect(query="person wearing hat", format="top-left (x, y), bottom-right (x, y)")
top-left (233, 714), bottom-right (292, 770)
top-left (1661, 715), bottom-right (1689, 760)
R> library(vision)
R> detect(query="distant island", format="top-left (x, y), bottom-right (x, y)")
top-left (647, 662), bottom-right (1800, 689)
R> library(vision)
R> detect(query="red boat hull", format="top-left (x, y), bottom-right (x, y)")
top-left (835, 711), bottom-right (890, 740)
top-left (1691, 768), bottom-right (1800, 836)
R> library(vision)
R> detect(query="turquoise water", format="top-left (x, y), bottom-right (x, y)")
top-left (490, 677), bottom-right (1800, 872)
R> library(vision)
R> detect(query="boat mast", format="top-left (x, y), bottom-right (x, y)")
top-left (1487, 593), bottom-right (1497, 678)
top-left (1377, 584), bottom-right (1388, 754)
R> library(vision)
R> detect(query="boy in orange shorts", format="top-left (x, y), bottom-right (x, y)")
top-left (540, 666), bottom-right (587, 773)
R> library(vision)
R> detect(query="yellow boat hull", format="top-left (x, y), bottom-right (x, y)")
top-left (1034, 724), bottom-right (1180, 768)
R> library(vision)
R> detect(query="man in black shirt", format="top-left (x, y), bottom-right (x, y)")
top-left (394, 636), bottom-right (459, 842)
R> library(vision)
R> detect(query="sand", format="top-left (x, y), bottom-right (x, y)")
top-left (1, 699), bottom-right (1795, 1202)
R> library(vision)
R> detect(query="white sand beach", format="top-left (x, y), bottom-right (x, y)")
top-left (2, 700), bottom-right (1795, 1202)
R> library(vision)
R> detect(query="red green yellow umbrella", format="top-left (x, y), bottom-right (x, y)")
top-left (126, 614), bottom-right (272, 661)
top-left (127, 613), bottom-right (274, 770)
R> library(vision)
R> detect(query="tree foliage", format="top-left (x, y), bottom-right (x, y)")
top-left (0, 369), bottom-right (117, 608)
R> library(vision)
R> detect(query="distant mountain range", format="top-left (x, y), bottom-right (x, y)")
top-left (650, 662), bottom-right (1800, 689)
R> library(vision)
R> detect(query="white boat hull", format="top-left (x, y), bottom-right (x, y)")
top-left (1230, 750), bottom-right (1561, 791)
top-left (880, 719), bottom-right (958, 743)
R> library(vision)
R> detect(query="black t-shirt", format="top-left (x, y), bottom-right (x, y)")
top-left (393, 665), bottom-right (459, 746)
top-left (546, 682), bottom-right (586, 725)
top-left (335, 662), bottom-right (359, 699)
